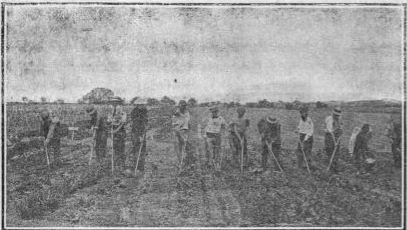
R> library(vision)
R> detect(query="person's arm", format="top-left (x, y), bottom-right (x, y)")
top-left (304, 119), bottom-right (314, 141)
top-left (46, 122), bottom-right (56, 143)
top-left (39, 119), bottom-right (45, 138)
top-left (326, 116), bottom-right (333, 133)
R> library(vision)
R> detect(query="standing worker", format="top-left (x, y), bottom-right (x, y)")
top-left (354, 124), bottom-right (373, 174)
top-left (295, 105), bottom-right (314, 171)
top-left (130, 98), bottom-right (148, 176)
top-left (107, 97), bottom-right (127, 174)
top-left (39, 109), bottom-right (62, 168)
top-left (86, 104), bottom-right (108, 163)
top-left (202, 106), bottom-right (227, 170)
top-left (172, 100), bottom-right (191, 170)
top-left (325, 107), bottom-right (343, 173)
top-left (229, 107), bottom-right (250, 169)
top-left (386, 114), bottom-right (402, 169)
top-left (257, 116), bottom-right (283, 173)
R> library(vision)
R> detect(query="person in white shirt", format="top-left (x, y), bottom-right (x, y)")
top-left (296, 105), bottom-right (314, 170)
top-left (202, 106), bottom-right (227, 169)
top-left (348, 127), bottom-right (361, 156)
top-left (172, 100), bottom-right (191, 169)
top-left (324, 106), bottom-right (343, 173)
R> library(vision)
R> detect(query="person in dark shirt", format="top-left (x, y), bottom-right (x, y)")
top-left (130, 99), bottom-right (148, 174)
top-left (86, 105), bottom-right (108, 163)
top-left (257, 116), bottom-right (282, 172)
top-left (354, 124), bottom-right (373, 173)
top-left (39, 109), bottom-right (61, 167)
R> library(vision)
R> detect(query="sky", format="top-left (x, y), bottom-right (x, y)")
top-left (5, 5), bottom-right (404, 103)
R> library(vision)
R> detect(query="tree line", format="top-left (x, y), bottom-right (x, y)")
top-left (17, 87), bottom-right (329, 109)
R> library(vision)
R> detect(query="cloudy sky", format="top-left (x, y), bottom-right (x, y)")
top-left (5, 5), bottom-right (403, 103)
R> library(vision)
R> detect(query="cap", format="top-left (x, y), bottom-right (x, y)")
top-left (85, 104), bottom-right (96, 114)
top-left (333, 107), bottom-right (342, 116)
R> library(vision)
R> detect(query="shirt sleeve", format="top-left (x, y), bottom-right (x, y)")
top-left (308, 118), bottom-right (314, 136)
top-left (326, 116), bottom-right (333, 133)
top-left (47, 122), bottom-right (56, 140)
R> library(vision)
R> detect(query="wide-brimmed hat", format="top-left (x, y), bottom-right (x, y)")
top-left (209, 106), bottom-right (218, 112)
top-left (85, 104), bottom-right (96, 115)
top-left (40, 108), bottom-right (50, 118)
top-left (266, 116), bottom-right (278, 124)
top-left (333, 107), bottom-right (342, 116)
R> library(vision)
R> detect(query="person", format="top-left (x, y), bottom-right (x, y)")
top-left (257, 116), bottom-right (282, 172)
top-left (296, 105), bottom-right (314, 170)
top-left (202, 106), bottom-right (227, 169)
top-left (107, 97), bottom-right (127, 173)
top-left (39, 109), bottom-right (62, 167)
top-left (325, 107), bottom-right (343, 173)
top-left (229, 107), bottom-right (250, 169)
top-left (348, 127), bottom-right (361, 156)
top-left (172, 100), bottom-right (191, 169)
top-left (130, 98), bottom-right (148, 175)
top-left (386, 114), bottom-right (402, 168)
top-left (86, 104), bottom-right (108, 163)
top-left (354, 124), bottom-right (373, 173)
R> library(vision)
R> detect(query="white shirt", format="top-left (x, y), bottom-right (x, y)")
top-left (348, 127), bottom-right (361, 154)
top-left (172, 111), bottom-right (190, 131)
top-left (205, 116), bottom-right (227, 134)
top-left (325, 115), bottom-right (342, 133)
top-left (297, 117), bottom-right (314, 141)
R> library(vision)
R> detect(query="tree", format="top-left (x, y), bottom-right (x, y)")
top-left (187, 98), bottom-right (197, 107)
top-left (147, 98), bottom-right (160, 106)
top-left (160, 96), bottom-right (176, 105)
top-left (82, 87), bottom-right (114, 104)
top-left (246, 102), bottom-right (257, 108)
top-left (40, 97), bottom-right (47, 103)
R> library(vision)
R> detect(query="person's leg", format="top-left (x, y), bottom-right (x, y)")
top-left (261, 140), bottom-right (268, 171)
top-left (325, 133), bottom-right (334, 165)
top-left (133, 135), bottom-right (141, 170)
top-left (243, 135), bottom-right (248, 168)
top-left (305, 137), bottom-right (313, 168)
top-left (214, 135), bottom-right (222, 169)
top-left (272, 142), bottom-right (282, 170)
top-left (137, 137), bottom-right (147, 171)
top-left (297, 142), bottom-right (304, 169)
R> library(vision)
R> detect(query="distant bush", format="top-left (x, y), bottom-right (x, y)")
top-left (316, 101), bottom-right (328, 108)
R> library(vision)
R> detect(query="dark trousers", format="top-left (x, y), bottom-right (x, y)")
top-left (229, 132), bottom-right (248, 168)
top-left (205, 133), bottom-right (222, 166)
top-left (48, 139), bottom-right (61, 164)
top-left (392, 143), bottom-right (401, 168)
top-left (131, 134), bottom-right (147, 171)
top-left (113, 131), bottom-right (126, 169)
top-left (297, 134), bottom-right (313, 169)
top-left (95, 131), bottom-right (107, 161)
top-left (325, 132), bottom-right (340, 171)
top-left (261, 140), bottom-right (282, 171)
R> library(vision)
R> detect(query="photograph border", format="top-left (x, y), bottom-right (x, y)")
top-left (1, 1), bottom-right (406, 229)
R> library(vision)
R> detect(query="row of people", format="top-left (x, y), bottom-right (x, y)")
top-left (172, 101), bottom-right (402, 174)
top-left (37, 98), bottom-right (402, 175)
